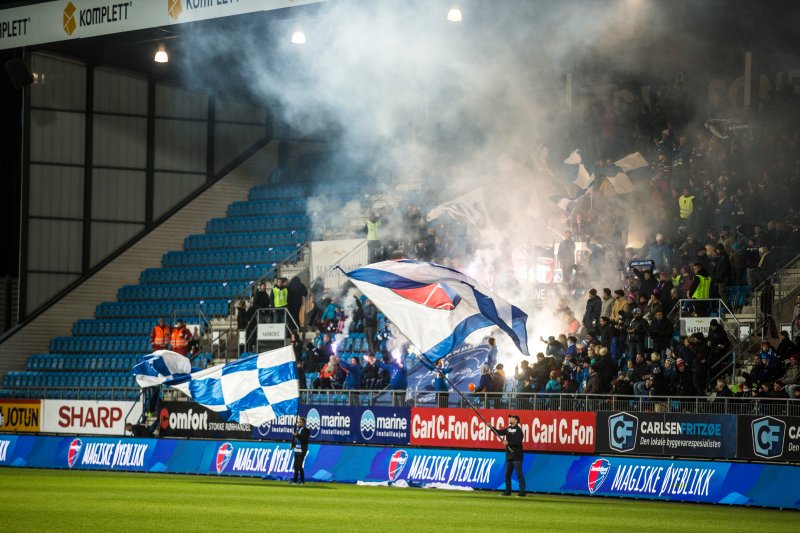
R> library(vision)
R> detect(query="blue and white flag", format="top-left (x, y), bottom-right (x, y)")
top-left (133, 346), bottom-right (298, 426)
top-left (346, 260), bottom-right (529, 362)
top-left (614, 152), bottom-right (648, 173)
top-left (550, 187), bottom-right (589, 212)
top-left (133, 350), bottom-right (192, 388)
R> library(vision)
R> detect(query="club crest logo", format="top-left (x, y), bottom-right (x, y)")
top-left (587, 458), bottom-right (610, 494)
top-left (392, 282), bottom-right (462, 310)
top-left (388, 450), bottom-right (408, 482)
top-left (216, 442), bottom-right (233, 474)
top-left (67, 438), bottom-right (83, 468)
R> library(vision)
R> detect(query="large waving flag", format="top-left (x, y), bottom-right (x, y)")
top-left (427, 188), bottom-right (490, 230)
top-left (133, 346), bottom-right (298, 426)
top-left (346, 260), bottom-right (529, 361)
top-left (550, 186), bottom-right (589, 212)
top-left (614, 152), bottom-right (648, 173)
top-left (133, 350), bottom-right (192, 388)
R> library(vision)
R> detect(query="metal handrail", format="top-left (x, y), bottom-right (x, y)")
top-left (237, 307), bottom-right (299, 359)
top-left (3, 386), bottom-right (139, 401)
top-left (4, 387), bottom-right (798, 416)
top-left (673, 298), bottom-right (742, 384)
top-left (296, 389), bottom-right (800, 416)
top-left (226, 243), bottom-right (311, 355)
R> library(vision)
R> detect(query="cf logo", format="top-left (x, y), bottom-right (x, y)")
top-left (752, 417), bottom-right (785, 459)
top-left (608, 412), bottom-right (638, 452)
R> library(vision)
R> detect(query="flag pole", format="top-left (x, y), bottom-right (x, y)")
top-left (413, 352), bottom-right (502, 439)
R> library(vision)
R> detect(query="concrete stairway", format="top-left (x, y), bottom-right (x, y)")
top-left (0, 143), bottom-right (278, 378)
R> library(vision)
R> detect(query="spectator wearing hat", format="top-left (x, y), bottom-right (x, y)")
top-left (610, 289), bottom-right (629, 321)
top-left (583, 289), bottom-right (602, 336)
top-left (648, 365), bottom-right (670, 397)
top-left (492, 414), bottom-right (526, 497)
top-left (647, 233), bottom-right (673, 272)
top-left (626, 308), bottom-right (647, 361)
top-left (670, 358), bottom-right (695, 396)
top-left (757, 340), bottom-right (781, 380)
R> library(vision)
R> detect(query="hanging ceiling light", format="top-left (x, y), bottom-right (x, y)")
top-left (447, 7), bottom-right (462, 22)
top-left (291, 29), bottom-right (306, 44)
top-left (154, 44), bottom-right (168, 63)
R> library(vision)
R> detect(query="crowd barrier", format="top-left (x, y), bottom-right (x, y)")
top-left (0, 434), bottom-right (798, 509)
top-left (5, 399), bottom-right (800, 463)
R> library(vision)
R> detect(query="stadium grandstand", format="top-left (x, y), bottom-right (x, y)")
top-left (1, 0), bottom-right (799, 517)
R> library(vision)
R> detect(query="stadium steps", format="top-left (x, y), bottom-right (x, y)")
top-left (0, 143), bottom-right (278, 379)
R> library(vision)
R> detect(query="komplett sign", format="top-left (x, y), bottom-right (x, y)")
top-left (0, 400), bottom-right (41, 433)
top-left (158, 401), bottom-right (252, 439)
top-left (737, 415), bottom-right (800, 461)
top-left (0, 0), bottom-right (326, 51)
top-left (41, 400), bottom-right (142, 436)
top-left (595, 411), bottom-right (737, 459)
top-left (409, 408), bottom-right (595, 453)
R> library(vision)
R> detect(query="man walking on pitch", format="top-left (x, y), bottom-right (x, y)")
top-left (290, 417), bottom-right (310, 485)
top-left (493, 414), bottom-right (526, 497)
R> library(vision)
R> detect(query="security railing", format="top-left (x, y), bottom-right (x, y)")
top-left (298, 389), bottom-right (800, 416)
top-left (2, 386), bottom-right (139, 402)
top-left (3, 387), bottom-right (798, 416)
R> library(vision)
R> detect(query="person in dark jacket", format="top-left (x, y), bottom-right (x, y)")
top-left (290, 333), bottom-right (306, 390)
top-left (290, 417), bottom-right (310, 485)
top-left (341, 356), bottom-right (364, 390)
top-left (362, 300), bottom-right (379, 353)
top-left (690, 353), bottom-right (709, 394)
top-left (633, 268), bottom-right (658, 299)
top-left (286, 276), bottom-right (308, 332)
top-left (421, 357), bottom-right (451, 408)
top-left (626, 308), bottom-right (648, 358)
top-left (776, 331), bottom-right (797, 363)
top-left (362, 353), bottom-right (382, 389)
top-left (648, 365), bottom-right (669, 396)
top-left (492, 414), bottom-right (526, 497)
top-left (584, 365), bottom-right (604, 396)
top-left (376, 356), bottom-right (407, 405)
top-left (713, 378), bottom-right (734, 398)
top-left (583, 288), bottom-right (602, 335)
top-left (670, 358), bottom-right (695, 396)
top-left (647, 310), bottom-right (673, 355)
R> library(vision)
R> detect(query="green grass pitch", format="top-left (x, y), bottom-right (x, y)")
top-left (0, 468), bottom-right (795, 532)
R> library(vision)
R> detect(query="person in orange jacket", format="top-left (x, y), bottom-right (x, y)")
top-left (149, 318), bottom-right (171, 352)
top-left (170, 319), bottom-right (192, 356)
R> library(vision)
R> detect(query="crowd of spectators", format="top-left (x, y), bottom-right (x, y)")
top-left (225, 77), bottom-right (800, 403)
